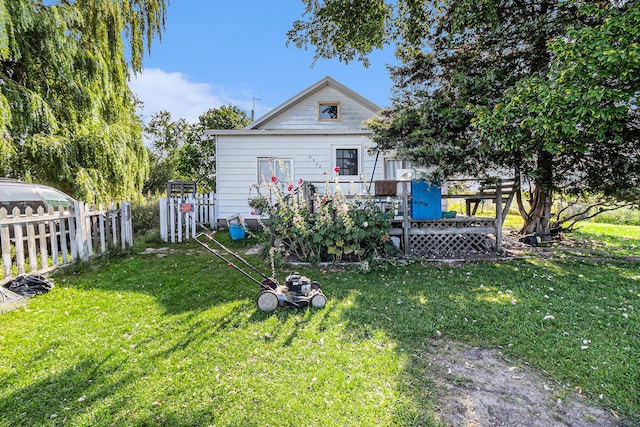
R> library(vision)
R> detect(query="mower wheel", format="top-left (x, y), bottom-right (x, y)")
top-left (256, 290), bottom-right (279, 312)
top-left (310, 293), bottom-right (327, 309)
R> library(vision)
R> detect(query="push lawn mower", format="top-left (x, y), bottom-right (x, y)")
top-left (195, 232), bottom-right (327, 312)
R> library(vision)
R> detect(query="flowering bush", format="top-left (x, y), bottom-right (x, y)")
top-left (253, 173), bottom-right (392, 263)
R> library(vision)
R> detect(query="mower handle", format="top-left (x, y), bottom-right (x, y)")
top-left (195, 232), bottom-right (274, 288)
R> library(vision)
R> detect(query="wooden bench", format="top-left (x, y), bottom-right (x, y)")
top-left (464, 178), bottom-right (516, 218)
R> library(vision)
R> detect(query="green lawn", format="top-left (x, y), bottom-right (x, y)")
top-left (1, 227), bottom-right (638, 426)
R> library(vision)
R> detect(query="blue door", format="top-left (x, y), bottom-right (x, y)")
top-left (411, 180), bottom-right (441, 220)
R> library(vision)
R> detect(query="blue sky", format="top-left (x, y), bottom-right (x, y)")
top-left (128, 1), bottom-right (398, 124)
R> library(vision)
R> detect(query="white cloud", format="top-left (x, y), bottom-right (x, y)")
top-left (129, 68), bottom-right (258, 124)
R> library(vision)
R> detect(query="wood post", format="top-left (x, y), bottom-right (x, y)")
top-left (495, 181), bottom-right (503, 252)
top-left (402, 181), bottom-right (410, 256)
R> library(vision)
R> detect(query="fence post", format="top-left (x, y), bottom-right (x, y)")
top-left (26, 207), bottom-right (38, 272)
top-left (177, 198), bottom-right (183, 243)
top-left (13, 207), bottom-right (26, 275)
top-left (60, 210), bottom-right (70, 263)
top-left (210, 191), bottom-right (217, 229)
top-left (191, 196), bottom-right (197, 238)
top-left (98, 203), bottom-right (106, 254)
top-left (0, 208), bottom-right (11, 278)
top-left (108, 202), bottom-right (117, 247)
top-left (402, 181), bottom-right (410, 256)
top-left (495, 182), bottom-right (503, 252)
top-left (159, 197), bottom-right (168, 242)
top-left (37, 207), bottom-right (48, 270)
top-left (85, 203), bottom-right (95, 258)
top-left (74, 201), bottom-right (89, 261)
top-left (170, 198), bottom-right (177, 243)
top-left (121, 202), bottom-right (133, 247)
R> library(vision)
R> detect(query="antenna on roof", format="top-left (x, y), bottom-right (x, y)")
top-left (251, 97), bottom-right (261, 122)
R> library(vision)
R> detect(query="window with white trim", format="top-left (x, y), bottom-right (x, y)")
top-left (257, 157), bottom-right (292, 184)
top-left (335, 148), bottom-right (359, 176)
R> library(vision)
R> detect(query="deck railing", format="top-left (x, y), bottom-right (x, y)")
top-left (299, 178), bottom-right (514, 256)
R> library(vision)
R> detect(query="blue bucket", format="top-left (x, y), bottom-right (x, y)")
top-left (229, 225), bottom-right (246, 240)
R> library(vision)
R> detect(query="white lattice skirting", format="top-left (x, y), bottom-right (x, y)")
top-left (404, 219), bottom-right (498, 257)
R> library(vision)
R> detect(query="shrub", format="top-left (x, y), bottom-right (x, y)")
top-left (588, 206), bottom-right (640, 226)
top-left (254, 173), bottom-right (392, 263)
top-left (131, 198), bottom-right (160, 236)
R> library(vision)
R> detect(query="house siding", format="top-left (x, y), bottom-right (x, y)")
top-left (213, 76), bottom-right (386, 225)
top-left (216, 133), bottom-right (384, 221)
top-left (256, 86), bottom-right (374, 130)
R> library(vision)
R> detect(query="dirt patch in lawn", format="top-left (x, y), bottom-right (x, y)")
top-left (425, 338), bottom-right (621, 426)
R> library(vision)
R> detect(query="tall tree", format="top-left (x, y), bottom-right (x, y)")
top-left (0, 0), bottom-right (167, 201)
top-left (142, 110), bottom-right (188, 195)
top-left (142, 105), bottom-right (250, 194)
top-left (177, 105), bottom-right (251, 192)
top-left (289, 0), bottom-right (639, 234)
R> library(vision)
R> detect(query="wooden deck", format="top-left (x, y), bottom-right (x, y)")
top-left (299, 178), bottom-right (514, 257)
top-left (382, 180), bottom-right (508, 256)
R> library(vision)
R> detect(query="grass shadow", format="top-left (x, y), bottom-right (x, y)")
top-left (55, 240), bottom-right (270, 315)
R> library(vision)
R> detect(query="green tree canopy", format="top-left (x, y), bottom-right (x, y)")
top-left (143, 105), bottom-right (250, 194)
top-left (474, 3), bottom-right (640, 203)
top-left (289, 0), bottom-right (640, 234)
top-left (0, 0), bottom-right (167, 201)
top-left (198, 105), bottom-right (251, 131)
top-left (142, 110), bottom-right (188, 195)
top-left (177, 105), bottom-right (251, 192)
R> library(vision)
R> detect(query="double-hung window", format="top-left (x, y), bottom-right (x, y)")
top-left (258, 157), bottom-right (292, 184)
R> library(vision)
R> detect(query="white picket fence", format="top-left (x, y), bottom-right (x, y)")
top-left (159, 192), bottom-right (216, 242)
top-left (0, 201), bottom-right (132, 284)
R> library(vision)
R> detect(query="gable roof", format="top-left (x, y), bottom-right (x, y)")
top-left (247, 76), bottom-right (381, 130)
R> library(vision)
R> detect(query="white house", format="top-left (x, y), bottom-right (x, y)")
top-left (210, 76), bottom-right (408, 227)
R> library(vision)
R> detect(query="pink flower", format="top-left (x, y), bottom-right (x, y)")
top-left (271, 176), bottom-right (278, 183)
top-left (298, 178), bottom-right (304, 185)
top-left (334, 166), bottom-right (341, 173)
top-left (288, 184), bottom-right (294, 192)
top-left (250, 210), bottom-right (256, 216)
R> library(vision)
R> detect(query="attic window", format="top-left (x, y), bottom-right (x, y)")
top-left (318, 101), bottom-right (341, 121)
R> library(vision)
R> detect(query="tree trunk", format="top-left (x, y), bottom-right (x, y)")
top-left (519, 150), bottom-right (555, 235)
top-left (520, 185), bottom-right (554, 235)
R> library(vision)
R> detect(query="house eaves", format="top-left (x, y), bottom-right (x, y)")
top-left (207, 128), bottom-right (374, 137)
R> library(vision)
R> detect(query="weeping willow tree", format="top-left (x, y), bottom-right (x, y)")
top-left (0, 0), bottom-right (166, 201)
